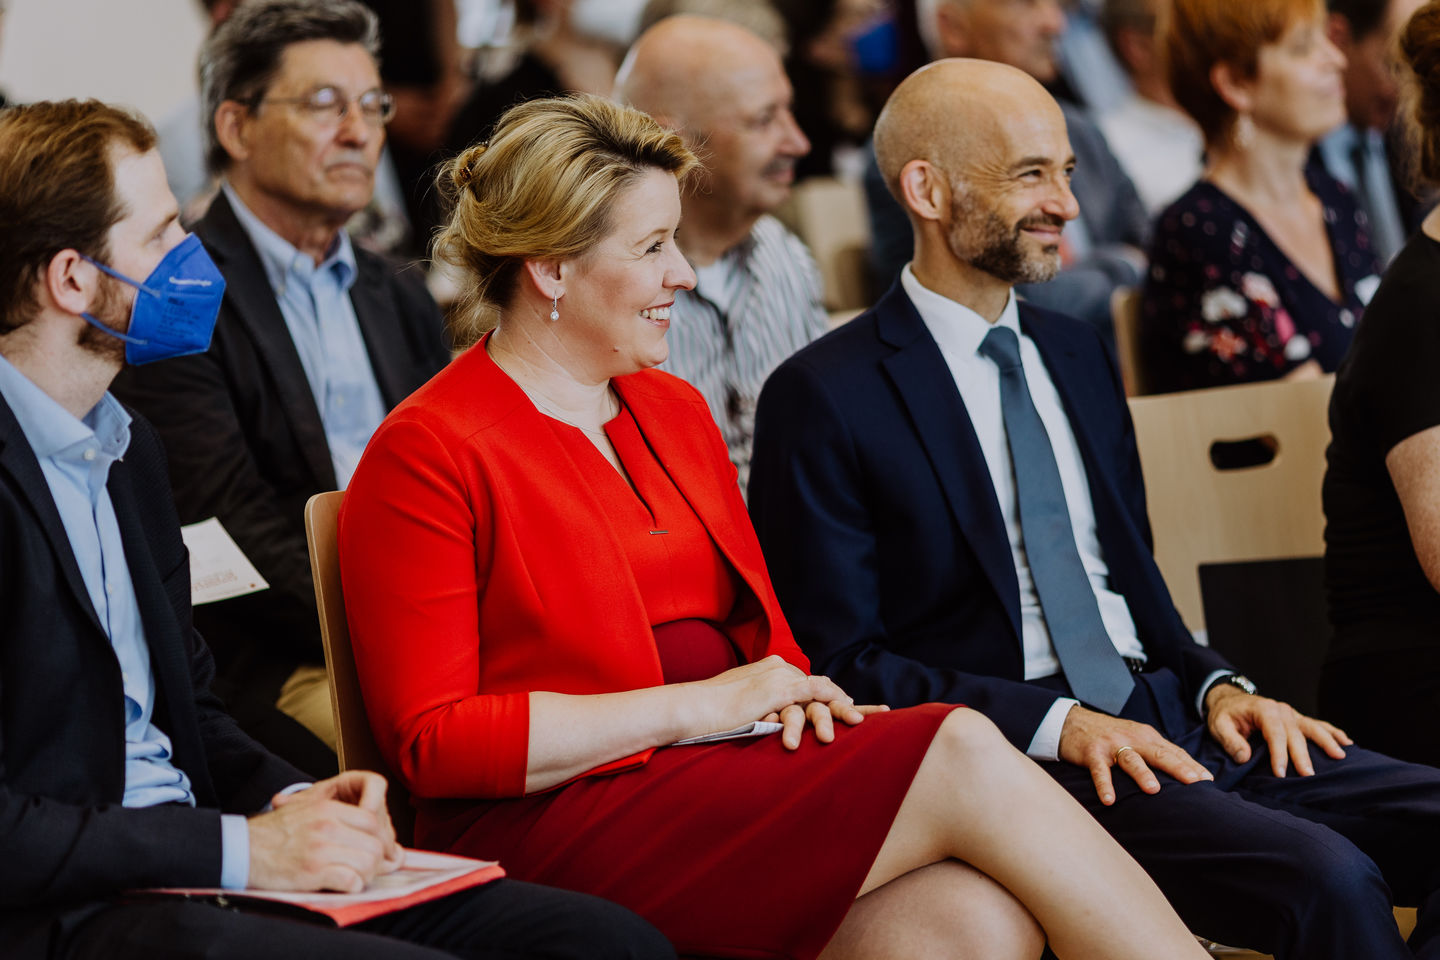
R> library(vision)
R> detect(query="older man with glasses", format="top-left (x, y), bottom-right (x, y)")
top-left (115, 0), bottom-right (452, 776)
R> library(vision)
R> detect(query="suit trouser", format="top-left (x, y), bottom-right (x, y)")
top-left (1036, 668), bottom-right (1440, 960)
top-left (57, 879), bottom-right (675, 960)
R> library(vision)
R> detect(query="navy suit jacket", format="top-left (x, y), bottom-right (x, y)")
top-left (748, 282), bottom-right (1234, 748)
top-left (0, 393), bottom-right (305, 957)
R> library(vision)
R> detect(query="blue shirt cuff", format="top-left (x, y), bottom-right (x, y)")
top-left (219, 813), bottom-right (249, 890)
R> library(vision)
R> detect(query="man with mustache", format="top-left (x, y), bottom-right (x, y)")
top-left (750, 58), bottom-right (1440, 958)
top-left (115, 0), bottom-right (451, 775)
top-left (617, 15), bottom-right (829, 491)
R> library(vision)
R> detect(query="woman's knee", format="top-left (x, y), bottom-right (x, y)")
top-left (930, 707), bottom-right (1014, 769)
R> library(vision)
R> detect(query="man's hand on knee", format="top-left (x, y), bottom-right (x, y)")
top-left (248, 771), bottom-right (403, 892)
top-left (1059, 706), bottom-right (1213, 806)
top-left (1205, 686), bottom-right (1352, 778)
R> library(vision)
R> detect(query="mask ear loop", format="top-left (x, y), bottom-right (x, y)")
top-left (78, 254), bottom-right (152, 345)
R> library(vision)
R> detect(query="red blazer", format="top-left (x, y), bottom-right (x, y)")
top-left (338, 339), bottom-right (808, 801)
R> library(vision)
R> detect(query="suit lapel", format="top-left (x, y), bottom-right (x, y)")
top-left (874, 287), bottom-right (1023, 640)
top-left (197, 194), bottom-right (337, 489)
top-left (351, 258), bottom-right (413, 409)
top-left (0, 397), bottom-right (107, 637)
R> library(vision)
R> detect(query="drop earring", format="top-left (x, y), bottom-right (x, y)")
top-left (549, 295), bottom-right (560, 321)
top-left (1233, 113), bottom-right (1254, 150)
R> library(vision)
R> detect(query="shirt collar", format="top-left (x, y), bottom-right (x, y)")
top-left (222, 182), bottom-right (357, 295)
top-left (0, 352), bottom-right (131, 462)
top-left (900, 263), bottom-right (1021, 360)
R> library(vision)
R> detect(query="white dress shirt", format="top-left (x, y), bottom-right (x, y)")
top-left (901, 267), bottom-right (1147, 758)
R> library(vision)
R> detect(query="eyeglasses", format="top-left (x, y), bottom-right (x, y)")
top-left (252, 86), bottom-right (396, 126)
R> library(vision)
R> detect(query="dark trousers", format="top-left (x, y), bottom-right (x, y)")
top-left (58, 879), bottom-right (675, 960)
top-left (1320, 647), bottom-right (1440, 770)
top-left (1037, 669), bottom-right (1440, 960)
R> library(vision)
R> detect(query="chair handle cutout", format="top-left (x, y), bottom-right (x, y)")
top-left (1209, 435), bottom-right (1279, 471)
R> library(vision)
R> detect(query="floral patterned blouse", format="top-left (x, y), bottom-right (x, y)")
top-left (1139, 165), bottom-right (1381, 393)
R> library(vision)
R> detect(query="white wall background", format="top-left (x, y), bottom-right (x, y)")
top-left (0, 0), bottom-right (211, 126)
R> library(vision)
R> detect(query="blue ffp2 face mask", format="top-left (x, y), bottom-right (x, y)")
top-left (80, 233), bottom-right (226, 365)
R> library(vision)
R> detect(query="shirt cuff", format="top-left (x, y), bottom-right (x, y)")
top-left (1026, 698), bottom-right (1079, 761)
top-left (1196, 669), bottom-right (1235, 717)
top-left (220, 782), bottom-right (312, 890)
top-left (219, 814), bottom-right (250, 890)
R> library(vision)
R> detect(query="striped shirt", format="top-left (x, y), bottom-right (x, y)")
top-left (662, 215), bottom-right (829, 491)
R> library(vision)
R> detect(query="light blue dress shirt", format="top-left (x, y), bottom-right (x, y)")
top-left (222, 184), bottom-right (387, 488)
top-left (0, 354), bottom-right (252, 888)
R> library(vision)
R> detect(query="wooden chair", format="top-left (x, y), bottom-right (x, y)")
top-left (1110, 286), bottom-right (1151, 396)
top-left (1130, 375), bottom-right (1418, 949)
top-left (1128, 375), bottom-right (1334, 712)
top-left (304, 490), bottom-right (415, 845)
top-left (777, 176), bottom-right (873, 312)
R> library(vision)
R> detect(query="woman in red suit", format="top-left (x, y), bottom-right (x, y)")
top-left (338, 93), bottom-right (1208, 960)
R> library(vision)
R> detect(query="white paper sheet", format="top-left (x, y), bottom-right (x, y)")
top-left (181, 517), bottom-right (269, 605)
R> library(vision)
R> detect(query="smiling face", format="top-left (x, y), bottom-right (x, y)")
top-left (943, 103), bottom-right (1079, 285)
top-left (228, 39), bottom-right (385, 222)
top-left (687, 48), bottom-right (811, 219)
top-left (1248, 13), bottom-right (1348, 141)
top-left (555, 167), bottom-right (697, 378)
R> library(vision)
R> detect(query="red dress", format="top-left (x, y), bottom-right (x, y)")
top-left (420, 405), bottom-right (960, 960)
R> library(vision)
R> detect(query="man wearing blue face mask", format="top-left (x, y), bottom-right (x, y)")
top-left (114, 0), bottom-right (454, 777)
top-left (0, 97), bottom-right (674, 960)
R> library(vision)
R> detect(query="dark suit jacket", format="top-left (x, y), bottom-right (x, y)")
top-left (0, 394), bottom-right (304, 958)
top-left (863, 101), bottom-right (1150, 312)
top-left (748, 282), bottom-right (1233, 748)
top-left (113, 192), bottom-right (451, 696)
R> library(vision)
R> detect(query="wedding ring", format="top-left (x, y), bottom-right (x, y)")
top-left (1112, 745), bottom-right (1136, 763)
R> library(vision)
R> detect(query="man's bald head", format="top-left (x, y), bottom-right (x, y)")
top-left (876, 58), bottom-right (1079, 291)
top-left (619, 15), bottom-right (782, 131)
top-left (618, 15), bottom-right (810, 221)
top-left (875, 58), bottom-right (1064, 204)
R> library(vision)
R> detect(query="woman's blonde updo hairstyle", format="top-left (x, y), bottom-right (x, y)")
top-left (1400, 0), bottom-right (1440, 187)
top-left (435, 94), bottom-right (696, 342)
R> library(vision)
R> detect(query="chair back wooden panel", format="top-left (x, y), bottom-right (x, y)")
top-left (1127, 375), bottom-right (1334, 633)
top-left (780, 176), bottom-right (873, 311)
top-left (304, 490), bottom-right (414, 844)
top-left (1111, 286), bottom-right (1151, 397)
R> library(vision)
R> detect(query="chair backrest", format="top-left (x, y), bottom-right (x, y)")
top-left (1127, 374), bottom-right (1335, 634)
top-left (304, 490), bottom-right (415, 844)
top-left (779, 176), bottom-right (873, 312)
top-left (1110, 286), bottom-right (1151, 397)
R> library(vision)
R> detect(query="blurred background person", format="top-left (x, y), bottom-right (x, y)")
top-left (1099, 0), bottom-right (1205, 215)
top-left (618, 16), bottom-right (828, 491)
top-left (1139, 0), bottom-right (1381, 393)
top-left (1317, 0), bottom-right (1429, 266)
top-left (158, 0), bottom-right (412, 250)
top-left (867, 0), bottom-right (1151, 343)
top-left (115, 0), bottom-right (453, 777)
top-left (1322, 0), bottom-right (1440, 768)
top-left (774, 0), bottom-right (900, 181)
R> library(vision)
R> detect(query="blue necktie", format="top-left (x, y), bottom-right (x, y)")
top-left (978, 325), bottom-right (1135, 714)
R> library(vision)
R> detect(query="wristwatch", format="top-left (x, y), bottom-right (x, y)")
top-left (1216, 674), bottom-right (1258, 696)
top-left (1204, 673), bottom-right (1259, 716)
